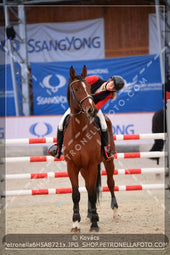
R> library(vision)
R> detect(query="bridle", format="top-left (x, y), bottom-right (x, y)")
top-left (69, 78), bottom-right (94, 116)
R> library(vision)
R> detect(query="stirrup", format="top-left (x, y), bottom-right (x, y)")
top-left (104, 144), bottom-right (116, 160)
top-left (48, 144), bottom-right (62, 159)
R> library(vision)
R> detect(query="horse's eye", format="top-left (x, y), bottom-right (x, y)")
top-left (74, 87), bottom-right (78, 92)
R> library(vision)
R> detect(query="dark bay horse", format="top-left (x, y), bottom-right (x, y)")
top-left (63, 66), bottom-right (118, 232)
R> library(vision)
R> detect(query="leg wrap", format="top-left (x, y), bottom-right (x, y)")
top-left (73, 213), bottom-right (81, 222)
top-left (72, 189), bottom-right (80, 222)
top-left (111, 195), bottom-right (118, 209)
top-left (91, 209), bottom-right (99, 222)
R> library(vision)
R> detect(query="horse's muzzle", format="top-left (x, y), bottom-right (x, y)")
top-left (87, 107), bottom-right (98, 120)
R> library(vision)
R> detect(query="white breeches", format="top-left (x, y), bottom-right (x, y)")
top-left (97, 109), bottom-right (107, 131)
top-left (58, 108), bottom-right (107, 131)
top-left (58, 108), bottom-right (70, 131)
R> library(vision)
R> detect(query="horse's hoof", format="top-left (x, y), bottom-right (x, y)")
top-left (113, 214), bottom-right (121, 222)
top-left (90, 226), bottom-right (99, 232)
top-left (113, 208), bottom-right (120, 221)
top-left (90, 221), bottom-right (99, 232)
top-left (71, 227), bottom-right (80, 233)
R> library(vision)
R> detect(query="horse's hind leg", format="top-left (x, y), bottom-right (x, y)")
top-left (103, 159), bottom-right (119, 220)
top-left (67, 162), bottom-right (81, 232)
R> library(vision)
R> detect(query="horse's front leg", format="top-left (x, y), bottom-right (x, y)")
top-left (86, 164), bottom-right (101, 221)
top-left (67, 162), bottom-right (81, 232)
top-left (103, 159), bottom-right (120, 221)
top-left (88, 164), bottom-right (100, 232)
top-left (72, 186), bottom-right (81, 232)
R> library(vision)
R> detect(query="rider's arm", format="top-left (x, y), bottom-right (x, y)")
top-left (86, 76), bottom-right (105, 94)
top-left (95, 93), bottom-right (113, 110)
top-left (85, 76), bottom-right (99, 85)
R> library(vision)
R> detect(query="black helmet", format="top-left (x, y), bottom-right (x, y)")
top-left (111, 76), bottom-right (125, 91)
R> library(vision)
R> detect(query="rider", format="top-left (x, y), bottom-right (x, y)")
top-left (48, 75), bottom-right (125, 160)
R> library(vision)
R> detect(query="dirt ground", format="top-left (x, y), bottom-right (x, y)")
top-left (1, 146), bottom-right (170, 254)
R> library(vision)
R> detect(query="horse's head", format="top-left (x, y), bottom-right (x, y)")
top-left (67, 65), bottom-right (98, 120)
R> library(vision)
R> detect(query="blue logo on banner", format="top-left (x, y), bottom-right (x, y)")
top-left (29, 122), bottom-right (53, 137)
top-left (42, 74), bottom-right (66, 93)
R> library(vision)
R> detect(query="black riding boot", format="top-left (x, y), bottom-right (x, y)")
top-left (48, 129), bottom-right (64, 158)
top-left (101, 130), bottom-right (115, 160)
top-left (101, 130), bottom-right (108, 147)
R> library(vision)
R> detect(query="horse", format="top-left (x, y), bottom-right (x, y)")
top-left (63, 65), bottom-right (118, 232)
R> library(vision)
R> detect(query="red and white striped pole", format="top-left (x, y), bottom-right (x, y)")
top-left (5, 167), bottom-right (165, 180)
top-left (3, 133), bottom-right (167, 145)
top-left (4, 184), bottom-right (165, 196)
top-left (3, 151), bottom-right (167, 163)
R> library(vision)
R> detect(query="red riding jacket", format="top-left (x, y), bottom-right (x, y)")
top-left (85, 76), bottom-right (113, 110)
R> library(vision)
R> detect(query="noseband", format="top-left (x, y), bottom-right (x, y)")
top-left (70, 78), bottom-right (94, 116)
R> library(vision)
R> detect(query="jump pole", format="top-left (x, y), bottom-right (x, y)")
top-left (4, 167), bottom-right (165, 180)
top-left (3, 151), bottom-right (167, 163)
top-left (3, 133), bottom-right (167, 145)
top-left (4, 184), bottom-right (165, 196)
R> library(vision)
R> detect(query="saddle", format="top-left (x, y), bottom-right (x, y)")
top-left (63, 114), bottom-right (101, 134)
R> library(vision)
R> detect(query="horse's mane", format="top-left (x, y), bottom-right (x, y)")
top-left (67, 75), bottom-right (85, 107)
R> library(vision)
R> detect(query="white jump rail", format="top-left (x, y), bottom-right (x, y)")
top-left (2, 133), bottom-right (167, 145)
top-left (5, 168), bottom-right (165, 180)
top-left (4, 184), bottom-right (165, 196)
top-left (3, 151), bottom-right (167, 163)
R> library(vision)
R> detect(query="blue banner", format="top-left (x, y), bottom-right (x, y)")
top-left (31, 54), bottom-right (163, 115)
top-left (0, 64), bottom-right (22, 116)
top-left (2, 54), bottom-right (163, 116)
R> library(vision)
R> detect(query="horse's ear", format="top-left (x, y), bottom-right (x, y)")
top-left (81, 65), bottom-right (87, 78)
top-left (70, 66), bottom-right (75, 80)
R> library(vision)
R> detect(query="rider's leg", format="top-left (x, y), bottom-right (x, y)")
top-left (97, 110), bottom-right (108, 146)
top-left (48, 108), bottom-right (70, 158)
top-left (97, 110), bottom-right (115, 160)
top-left (58, 108), bottom-right (71, 131)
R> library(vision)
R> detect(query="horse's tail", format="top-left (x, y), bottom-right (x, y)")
top-left (96, 164), bottom-right (101, 202)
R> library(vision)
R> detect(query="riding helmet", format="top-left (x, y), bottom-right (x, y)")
top-left (111, 76), bottom-right (125, 91)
